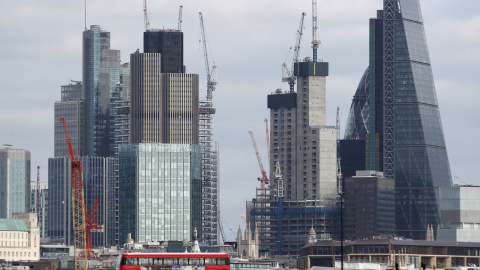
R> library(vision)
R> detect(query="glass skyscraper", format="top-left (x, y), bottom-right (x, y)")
top-left (118, 143), bottom-right (202, 244)
top-left (0, 145), bottom-right (31, 219)
top-left (344, 0), bottom-right (452, 239)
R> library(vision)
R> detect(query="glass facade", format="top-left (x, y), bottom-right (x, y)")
top-left (344, 0), bottom-right (452, 239)
top-left (47, 156), bottom-right (117, 246)
top-left (0, 147), bottom-right (31, 219)
top-left (118, 143), bottom-right (202, 244)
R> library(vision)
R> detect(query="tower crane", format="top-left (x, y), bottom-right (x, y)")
top-left (59, 118), bottom-right (87, 270)
top-left (199, 12), bottom-right (217, 101)
top-left (143, 0), bottom-right (150, 31)
top-left (178, 5), bottom-right (183, 31)
top-left (311, 0), bottom-right (321, 62)
top-left (248, 131), bottom-right (269, 189)
top-left (282, 12), bottom-right (306, 93)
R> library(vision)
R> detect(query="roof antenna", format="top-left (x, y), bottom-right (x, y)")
top-left (84, 0), bottom-right (87, 30)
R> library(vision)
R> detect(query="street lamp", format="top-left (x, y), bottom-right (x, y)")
top-left (339, 192), bottom-right (345, 270)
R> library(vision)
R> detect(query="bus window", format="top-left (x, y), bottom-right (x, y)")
top-left (204, 258), bottom-right (214, 265)
top-left (189, 258), bottom-right (201, 265)
top-left (139, 258), bottom-right (153, 265)
top-left (154, 258), bottom-right (163, 265)
top-left (178, 258), bottom-right (188, 265)
top-left (125, 258), bottom-right (138, 265)
top-left (217, 258), bottom-right (225, 265)
top-left (164, 258), bottom-right (177, 265)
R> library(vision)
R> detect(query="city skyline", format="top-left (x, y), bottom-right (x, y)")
top-left (1, 0), bottom-right (479, 241)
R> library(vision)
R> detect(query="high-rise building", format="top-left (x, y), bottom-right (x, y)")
top-left (344, 171), bottom-right (395, 240)
top-left (268, 60), bottom-right (336, 201)
top-left (54, 81), bottom-right (84, 157)
top-left (130, 52), bottom-right (199, 145)
top-left (47, 156), bottom-right (116, 246)
top-left (248, 59), bottom-right (339, 256)
top-left (118, 143), bottom-right (203, 244)
top-left (0, 145), bottom-right (31, 219)
top-left (82, 25), bottom-right (122, 157)
top-left (343, 0), bottom-right (453, 239)
top-left (144, 30), bottom-right (184, 73)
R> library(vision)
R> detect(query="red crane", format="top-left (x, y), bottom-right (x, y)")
top-left (59, 118), bottom-right (87, 270)
top-left (248, 131), bottom-right (269, 189)
top-left (85, 199), bottom-right (102, 257)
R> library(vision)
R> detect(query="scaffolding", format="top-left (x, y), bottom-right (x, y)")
top-left (199, 100), bottom-right (219, 245)
top-left (249, 183), bottom-right (340, 256)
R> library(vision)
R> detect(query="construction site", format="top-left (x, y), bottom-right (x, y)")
top-left (246, 0), bottom-right (343, 257)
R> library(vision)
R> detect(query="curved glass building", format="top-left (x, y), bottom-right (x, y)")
top-left (344, 0), bottom-right (452, 240)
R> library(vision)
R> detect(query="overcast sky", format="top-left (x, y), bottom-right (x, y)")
top-left (1, 0), bottom-right (479, 242)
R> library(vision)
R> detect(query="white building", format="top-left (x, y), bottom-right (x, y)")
top-left (0, 213), bottom-right (40, 262)
top-left (437, 185), bottom-right (480, 242)
top-left (237, 223), bottom-right (259, 259)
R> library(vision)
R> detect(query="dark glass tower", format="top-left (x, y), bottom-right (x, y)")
top-left (344, 0), bottom-right (452, 240)
top-left (144, 30), bottom-right (184, 73)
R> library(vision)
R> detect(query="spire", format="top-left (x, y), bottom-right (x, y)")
top-left (191, 227), bottom-right (201, 253)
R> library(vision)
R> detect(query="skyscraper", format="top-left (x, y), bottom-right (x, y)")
top-left (343, 0), bottom-right (452, 239)
top-left (144, 30), bottom-right (184, 73)
top-left (130, 52), bottom-right (199, 145)
top-left (0, 145), bottom-right (31, 218)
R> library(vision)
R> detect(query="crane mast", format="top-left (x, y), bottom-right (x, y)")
top-left (249, 131), bottom-right (269, 189)
top-left (199, 12), bottom-right (217, 101)
top-left (143, 0), bottom-right (150, 31)
top-left (282, 12), bottom-right (306, 93)
top-left (178, 5), bottom-right (183, 31)
top-left (311, 0), bottom-right (321, 62)
top-left (60, 118), bottom-right (87, 270)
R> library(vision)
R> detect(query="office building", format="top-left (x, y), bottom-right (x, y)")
top-left (0, 145), bottom-right (30, 219)
top-left (0, 213), bottom-right (40, 262)
top-left (437, 185), bottom-right (480, 242)
top-left (47, 156), bottom-right (117, 247)
top-left (144, 30), bottom-right (184, 73)
top-left (118, 143), bottom-right (203, 244)
top-left (130, 52), bottom-right (199, 145)
top-left (54, 81), bottom-right (84, 157)
top-left (342, 0), bottom-right (452, 239)
top-left (82, 25), bottom-right (123, 157)
top-left (344, 171), bottom-right (395, 240)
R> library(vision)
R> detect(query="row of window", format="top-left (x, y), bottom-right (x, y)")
top-left (0, 251), bottom-right (36, 258)
top-left (121, 257), bottom-right (229, 266)
top-left (0, 241), bottom-right (28, 247)
top-left (0, 232), bottom-right (27, 239)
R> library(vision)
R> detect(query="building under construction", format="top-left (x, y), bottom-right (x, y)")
top-left (247, 3), bottom-right (342, 256)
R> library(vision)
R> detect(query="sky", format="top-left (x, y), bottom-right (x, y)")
top-left (0, 0), bottom-right (479, 242)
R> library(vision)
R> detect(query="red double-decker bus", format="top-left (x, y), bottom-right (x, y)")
top-left (116, 253), bottom-right (230, 270)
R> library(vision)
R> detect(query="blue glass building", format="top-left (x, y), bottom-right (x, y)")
top-left (344, 0), bottom-right (452, 239)
top-left (118, 143), bottom-right (202, 244)
top-left (0, 145), bottom-right (31, 219)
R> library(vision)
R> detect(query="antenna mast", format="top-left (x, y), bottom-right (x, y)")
top-left (143, 0), bottom-right (151, 31)
top-left (311, 0), bottom-right (321, 62)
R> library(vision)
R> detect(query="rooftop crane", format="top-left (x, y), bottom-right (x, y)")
top-left (143, 0), bottom-right (150, 31)
top-left (178, 5), bottom-right (183, 31)
top-left (248, 131), bottom-right (269, 190)
top-left (311, 0), bottom-right (321, 62)
top-left (199, 12), bottom-right (218, 101)
top-left (59, 118), bottom-right (87, 270)
top-left (282, 12), bottom-right (306, 93)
